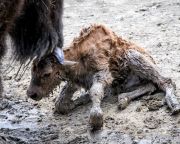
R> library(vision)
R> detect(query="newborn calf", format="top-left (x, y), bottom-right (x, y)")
top-left (27, 24), bottom-right (180, 130)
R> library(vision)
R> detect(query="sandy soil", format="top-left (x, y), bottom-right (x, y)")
top-left (0, 0), bottom-right (180, 143)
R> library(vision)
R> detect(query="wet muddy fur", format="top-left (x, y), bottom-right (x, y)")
top-left (29, 24), bottom-right (180, 130)
top-left (0, 0), bottom-right (64, 96)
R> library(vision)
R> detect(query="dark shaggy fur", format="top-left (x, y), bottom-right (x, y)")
top-left (10, 0), bottom-right (64, 62)
top-left (0, 0), bottom-right (64, 96)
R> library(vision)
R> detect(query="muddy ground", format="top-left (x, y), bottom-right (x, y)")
top-left (0, 0), bottom-right (180, 143)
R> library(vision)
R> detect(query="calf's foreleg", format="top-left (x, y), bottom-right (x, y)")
top-left (55, 82), bottom-right (90, 114)
top-left (89, 70), bottom-right (112, 130)
top-left (89, 82), bottom-right (104, 130)
top-left (55, 82), bottom-right (78, 114)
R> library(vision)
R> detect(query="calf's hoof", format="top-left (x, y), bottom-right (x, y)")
top-left (55, 100), bottom-right (75, 114)
top-left (171, 104), bottom-right (180, 115)
top-left (118, 97), bottom-right (130, 110)
top-left (89, 107), bottom-right (103, 131)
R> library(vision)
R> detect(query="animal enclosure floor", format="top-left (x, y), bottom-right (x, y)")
top-left (0, 0), bottom-right (180, 143)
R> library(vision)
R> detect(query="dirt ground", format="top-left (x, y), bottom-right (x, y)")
top-left (0, 0), bottom-right (180, 143)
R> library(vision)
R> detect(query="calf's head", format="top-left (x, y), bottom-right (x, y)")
top-left (27, 55), bottom-right (61, 101)
top-left (27, 53), bottom-right (77, 101)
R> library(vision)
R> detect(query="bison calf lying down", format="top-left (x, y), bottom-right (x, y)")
top-left (27, 24), bottom-right (180, 130)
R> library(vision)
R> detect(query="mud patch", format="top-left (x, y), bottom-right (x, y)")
top-left (88, 130), bottom-right (133, 144)
top-left (0, 125), bottom-right (59, 144)
top-left (143, 92), bottom-right (165, 111)
top-left (68, 136), bottom-right (89, 144)
top-left (170, 126), bottom-right (180, 137)
top-left (137, 134), bottom-right (179, 144)
top-left (144, 116), bottom-right (161, 129)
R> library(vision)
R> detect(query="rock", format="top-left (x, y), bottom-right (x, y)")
top-left (0, 99), bottom-right (9, 110)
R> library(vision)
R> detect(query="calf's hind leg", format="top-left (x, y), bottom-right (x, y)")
top-left (118, 83), bottom-right (156, 110)
top-left (126, 50), bottom-right (180, 114)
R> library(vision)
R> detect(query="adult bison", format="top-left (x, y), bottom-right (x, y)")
top-left (27, 24), bottom-right (180, 130)
top-left (0, 0), bottom-right (64, 95)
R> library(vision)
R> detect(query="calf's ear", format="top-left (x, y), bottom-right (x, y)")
top-left (63, 60), bottom-right (78, 66)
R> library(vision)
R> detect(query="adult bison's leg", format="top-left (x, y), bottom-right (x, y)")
top-left (127, 50), bottom-right (180, 114)
top-left (51, 0), bottom-right (64, 49)
top-left (118, 83), bottom-right (156, 110)
top-left (89, 70), bottom-right (112, 130)
top-left (0, 0), bottom-right (24, 96)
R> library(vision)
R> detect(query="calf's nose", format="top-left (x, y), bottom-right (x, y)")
top-left (27, 90), bottom-right (38, 100)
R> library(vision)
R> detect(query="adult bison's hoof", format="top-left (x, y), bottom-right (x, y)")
top-left (118, 97), bottom-right (130, 110)
top-left (89, 107), bottom-right (103, 131)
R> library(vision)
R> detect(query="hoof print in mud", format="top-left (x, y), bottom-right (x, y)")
top-left (118, 97), bottom-right (130, 110)
top-left (89, 107), bottom-right (103, 130)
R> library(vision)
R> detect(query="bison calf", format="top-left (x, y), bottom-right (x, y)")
top-left (27, 24), bottom-right (180, 130)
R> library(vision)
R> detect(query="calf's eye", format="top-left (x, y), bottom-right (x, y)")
top-left (43, 73), bottom-right (51, 78)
